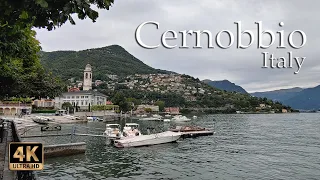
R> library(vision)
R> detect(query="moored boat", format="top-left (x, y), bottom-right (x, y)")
top-left (32, 116), bottom-right (50, 125)
top-left (139, 117), bottom-right (162, 121)
top-left (122, 123), bottom-right (142, 137)
top-left (172, 115), bottom-right (191, 122)
top-left (163, 119), bottom-right (171, 122)
top-left (114, 131), bottom-right (182, 148)
top-left (104, 124), bottom-right (122, 139)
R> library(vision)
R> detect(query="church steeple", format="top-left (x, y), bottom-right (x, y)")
top-left (83, 64), bottom-right (92, 90)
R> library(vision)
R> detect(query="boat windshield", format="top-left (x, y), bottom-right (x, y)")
top-left (108, 125), bottom-right (120, 129)
top-left (124, 124), bottom-right (139, 130)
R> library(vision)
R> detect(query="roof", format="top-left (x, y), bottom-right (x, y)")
top-left (59, 90), bottom-right (108, 97)
top-left (106, 124), bottom-right (121, 126)
top-left (125, 123), bottom-right (139, 126)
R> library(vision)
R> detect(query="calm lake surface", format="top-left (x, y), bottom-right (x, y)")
top-left (25, 113), bottom-right (320, 180)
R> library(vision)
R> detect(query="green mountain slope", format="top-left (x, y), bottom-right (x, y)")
top-left (40, 45), bottom-right (172, 81)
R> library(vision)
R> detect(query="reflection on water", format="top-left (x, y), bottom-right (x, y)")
top-left (29, 114), bottom-right (320, 180)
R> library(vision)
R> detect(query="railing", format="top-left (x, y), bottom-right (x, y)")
top-left (10, 121), bottom-right (39, 180)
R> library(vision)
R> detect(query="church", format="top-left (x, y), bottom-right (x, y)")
top-left (54, 64), bottom-right (108, 110)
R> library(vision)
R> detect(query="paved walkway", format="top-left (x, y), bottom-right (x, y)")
top-left (0, 122), bottom-right (14, 180)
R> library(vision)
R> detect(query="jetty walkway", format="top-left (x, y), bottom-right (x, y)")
top-left (0, 119), bottom-right (37, 180)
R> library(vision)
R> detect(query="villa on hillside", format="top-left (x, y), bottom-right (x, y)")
top-left (32, 99), bottom-right (55, 108)
top-left (136, 105), bottom-right (159, 114)
top-left (165, 107), bottom-right (180, 115)
top-left (54, 64), bottom-right (108, 111)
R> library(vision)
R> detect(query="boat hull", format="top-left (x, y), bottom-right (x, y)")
top-left (114, 131), bottom-right (181, 148)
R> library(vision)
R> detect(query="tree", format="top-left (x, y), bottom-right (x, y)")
top-left (0, 0), bottom-right (114, 31)
top-left (112, 92), bottom-right (130, 112)
top-left (0, 0), bottom-right (114, 100)
top-left (155, 100), bottom-right (165, 112)
top-left (145, 108), bottom-right (152, 113)
top-left (62, 102), bottom-right (73, 113)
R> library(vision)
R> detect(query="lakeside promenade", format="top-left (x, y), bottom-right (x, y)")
top-left (0, 119), bottom-right (38, 180)
top-left (0, 121), bottom-right (14, 179)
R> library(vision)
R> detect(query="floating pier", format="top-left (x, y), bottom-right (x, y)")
top-left (179, 130), bottom-right (214, 138)
top-left (44, 142), bottom-right (86, 158)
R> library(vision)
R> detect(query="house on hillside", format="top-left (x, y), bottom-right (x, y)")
top-left (136, 105), bottom-right (159, 114)
top-left (165, 107), bottom-right (180, 115)
top-left (33, 99), bottom-right (55, 108)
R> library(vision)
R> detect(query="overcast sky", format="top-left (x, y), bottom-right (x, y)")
top-left (35, 0), bottom-right (320, 93)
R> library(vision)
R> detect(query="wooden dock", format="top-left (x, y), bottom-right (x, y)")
top-left (179, 130), bottom-right (214, 138)
top-left (74, 133), bottom-right (106, 137)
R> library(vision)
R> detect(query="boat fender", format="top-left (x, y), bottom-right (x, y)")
top-left (123, 132), bottom-right (128, 137)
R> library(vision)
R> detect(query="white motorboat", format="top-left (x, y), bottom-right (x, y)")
top-left (163, 119), bottom-right (171, 122)
top-left (122, 123), bottom-right (142, 137)
top-left (104, 124), bottom-right (122, 139)
top-left (114, 131), bottom-right (182, 148)
top-left (139, 117), bottom-right (162, 121)
top-left (141, 114), bottom-right (147, 117)
top-left (164, 114), bottom-right (172, 118)
top-left (152, 114), bottom-right (162, 118)
top-left (32, 116), bottom-right (51, 125)
top-left (172, 115), bottom-right (191, 122)
top-left (87, 117), bottom-right (94, 122)
top-left (63, 115), bottom-right (77, 120)
top-left (193, 115), bottom-right (197, 119)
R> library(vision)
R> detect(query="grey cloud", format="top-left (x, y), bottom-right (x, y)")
top-left (35, 0), bottom-right (320, 92)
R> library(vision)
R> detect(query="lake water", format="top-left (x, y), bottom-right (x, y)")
top-left (25, 113), bottom-right (320, 180)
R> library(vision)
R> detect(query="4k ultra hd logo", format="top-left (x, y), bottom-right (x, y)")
top-left (9, 142), bottom-right (44, 170)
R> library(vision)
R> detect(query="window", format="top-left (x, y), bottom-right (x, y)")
top-left (71, 96), bottom-right (75, 99)
top-left (81, 101), bottom-right (84, 106)
top-left (81, 96), bottom-right (84, 99)
top-left (85, 101), bottom-right (88, 105)
top-left (76, 96), bottom-right (79, 99)
top-left (85, 96), bottom-right (89, 98)
top-left (66, 96), bottom-right (70, 99)
top-left (85, 73), bottom-right (88, 79)
top-left (90, 74), bottom-right (91, 79)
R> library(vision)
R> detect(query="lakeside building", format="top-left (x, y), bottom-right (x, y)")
top-left (32, 99), bottom-right (55, 108)
top-left (0, 101), bottom-right (32, 115)
top-left (164, 107), bottom-right (180, 115)
top-left (136, 105), bottom-right (159, 114)
top-left (54, 91), bottom-right (107, 110)
top-left (54, 64), bottom-right (108, 111)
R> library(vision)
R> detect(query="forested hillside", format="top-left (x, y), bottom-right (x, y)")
top-left (40, 45), bottom-right (172, 81)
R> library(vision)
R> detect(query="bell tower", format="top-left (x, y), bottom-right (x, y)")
top-left (83, 64), bottom-right (92, 90)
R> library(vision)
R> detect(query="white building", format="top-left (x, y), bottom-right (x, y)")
top-left (54, 64), bottom-right (107, 111)
top-left (83, 64), bottom-right (92, 91)
top-left (54, 91), bottom-right (107, 110)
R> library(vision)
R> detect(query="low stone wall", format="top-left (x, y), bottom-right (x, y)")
top-left (44, 142), bottom-right (86, 158)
